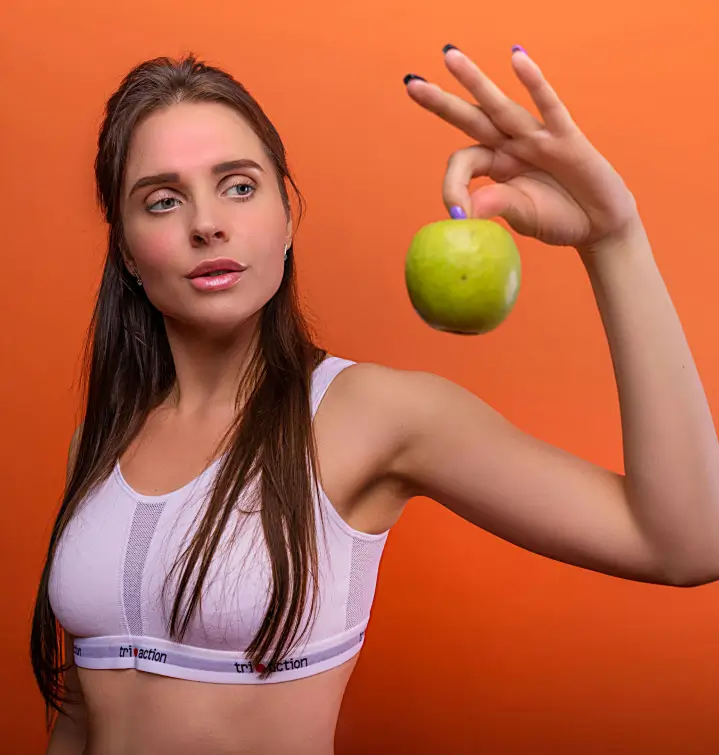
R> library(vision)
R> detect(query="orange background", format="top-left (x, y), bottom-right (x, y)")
top-left (3, 0), bottom-right (719, 752)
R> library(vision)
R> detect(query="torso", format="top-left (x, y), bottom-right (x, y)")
top-left (67, 360), bottom-right (409, 755)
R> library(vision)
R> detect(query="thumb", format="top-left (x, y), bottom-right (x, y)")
top-left (470, 183), bottom-right (537, 238)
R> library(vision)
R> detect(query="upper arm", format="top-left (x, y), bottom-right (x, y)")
top-left (47, 633), bottom-right (86, 753)
top-left (60, 631), bottom-right (85, 713)
top-left (372, 367), bottom-right (666, 583)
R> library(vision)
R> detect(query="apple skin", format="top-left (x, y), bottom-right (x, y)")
top-left (405, 219), bottom-right (522, 335)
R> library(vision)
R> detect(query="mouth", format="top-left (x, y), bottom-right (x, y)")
top-left (187, 258), bottom-right (248, 279)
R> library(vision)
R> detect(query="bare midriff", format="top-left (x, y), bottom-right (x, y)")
top-left (78, 656), bottom-right (358, 755)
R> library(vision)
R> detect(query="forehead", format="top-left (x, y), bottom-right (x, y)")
top-left (124, 101), bottom-right (268, 182)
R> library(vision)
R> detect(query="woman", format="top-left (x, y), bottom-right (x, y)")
top-left (34, 43), bottom-right (719, 755)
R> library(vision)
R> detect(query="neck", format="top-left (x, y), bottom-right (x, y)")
top-left (162, 313), bottom-right (261, 415)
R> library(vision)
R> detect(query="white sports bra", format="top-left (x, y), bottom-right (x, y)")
top-left (49, 356), bottom-right (390, 684)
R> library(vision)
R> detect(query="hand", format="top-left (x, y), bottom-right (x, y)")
top-left (404, 46), bottom-right (643, 255)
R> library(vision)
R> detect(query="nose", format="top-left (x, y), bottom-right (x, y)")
top-left (191, 224), bottom-right (229, 247)
top-left (190, 209), bottom-right (230, 248)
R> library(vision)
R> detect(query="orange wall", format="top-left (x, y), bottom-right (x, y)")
top-left (3, 1), bottom-right (719, 752)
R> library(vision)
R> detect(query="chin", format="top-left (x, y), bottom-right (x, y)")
top-left (192, 306), bottom-right (264, 337)
top-left (161, 296), bottom-right (264, 339)
top-left (154, 275), bottom-right (281, 338)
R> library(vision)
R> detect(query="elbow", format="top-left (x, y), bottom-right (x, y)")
top-left (656, 561), bottom-right (719, 588)
top-left (643, 520), bottom-right (719, 587)
top-left (663, 574), bottom-right (718, 588)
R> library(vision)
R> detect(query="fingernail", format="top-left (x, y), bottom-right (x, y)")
top-left (450, 206), bottom-right (467, 220)
top-left (403, 73), bottom-right (427, 85)
top-left (511, 45), bottom-right (527, 55)
top-left (442, 43), bottom-right (460, 54)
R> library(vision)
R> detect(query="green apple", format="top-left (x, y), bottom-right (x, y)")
top-left (405, 218), bottom-right (522, 335)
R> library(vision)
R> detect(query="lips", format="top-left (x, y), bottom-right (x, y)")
top-left (187, 258), bottom-right (247, 279)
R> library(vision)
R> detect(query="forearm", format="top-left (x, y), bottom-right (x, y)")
top-left (583, 223), bottom-right (719, 581)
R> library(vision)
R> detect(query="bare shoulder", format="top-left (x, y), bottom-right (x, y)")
top-left (317, 362), bottom-right (415, 452)
top-left (328, 360), bottom-right (458, 408)
top-left (313, 362), bottom-right (456, 532)
top-left (325, 361), bottom-right (477, 438)
top-left (324, 363), bottom-right (416, 430)
top-left (317, 361), bottom-right (473, 484)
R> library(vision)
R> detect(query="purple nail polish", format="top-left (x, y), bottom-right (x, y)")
top-left (450, 206), bottom-right (467, 220)
top-left (511, 45), bottom-right (527, 55)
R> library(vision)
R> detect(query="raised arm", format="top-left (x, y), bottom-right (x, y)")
top-left (375, 45), bottom-right (719, 586)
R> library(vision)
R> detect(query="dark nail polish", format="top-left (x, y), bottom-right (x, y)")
top-left (511, 45), bottom-right (527, 55)
top-left (450, 206), bottom-right (467, 220)
top-left (403, 73), bottom-right (427, 85)
top-left (442, 43), bottom-right (459, 54)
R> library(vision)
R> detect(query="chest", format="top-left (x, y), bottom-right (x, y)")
top-left (48, 468), bottom-right (358, 651)
top-left (119, 397), bottom-right (400, 535)
top-left (50, 470), bottom-right (277, 649)
top-left (119, 407), bottom-right (232, 496)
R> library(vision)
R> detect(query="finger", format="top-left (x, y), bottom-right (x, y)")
top-left (443, 145), bottom-right (527, 218)
top-left (443, 46), bottom-right (541, 137)
top-left (442, 145), bottom-right (495, 218)
top-left (510, 48), bottom-right (574, 134)
top-left (404, 76), bottom-right (508, 148)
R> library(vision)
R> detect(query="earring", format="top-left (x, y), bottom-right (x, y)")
top-left (284, 244), bottom-right (289, 263)
top-left (131, 269), bottom-right (143, 286)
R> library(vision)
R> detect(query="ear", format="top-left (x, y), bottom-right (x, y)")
top-left (285, 217), bottom-right (293, 248)
top-left (121, 246), bottom-right (139, 278)
top-left (124, 260), bottom-right (139, 278)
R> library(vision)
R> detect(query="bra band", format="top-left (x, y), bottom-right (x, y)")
top-left (72, 629), bottom-right (366, 684)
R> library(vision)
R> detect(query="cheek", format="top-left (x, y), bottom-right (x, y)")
top-left (233, 204), bottom-right (287, 256)
top-left (126, 222), bottom-right (186, 277)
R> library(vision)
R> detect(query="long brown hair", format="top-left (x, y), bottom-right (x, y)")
top-left (30, 55), bottom-right (327, 721)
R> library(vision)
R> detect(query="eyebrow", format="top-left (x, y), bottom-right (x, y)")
top-left (128, 159), bottom-right (265, 198)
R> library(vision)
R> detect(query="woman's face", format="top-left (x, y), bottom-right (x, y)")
top-left (121, 101), bottom-right (292, 335)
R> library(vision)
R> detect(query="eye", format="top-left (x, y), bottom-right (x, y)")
top-left (146, 196), bottom-right (180, 213)
top-left (225, 181), bottom-right (255, 200)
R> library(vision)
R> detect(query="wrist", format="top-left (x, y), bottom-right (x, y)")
top-left (577, 218), bottom-right (653, 274)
